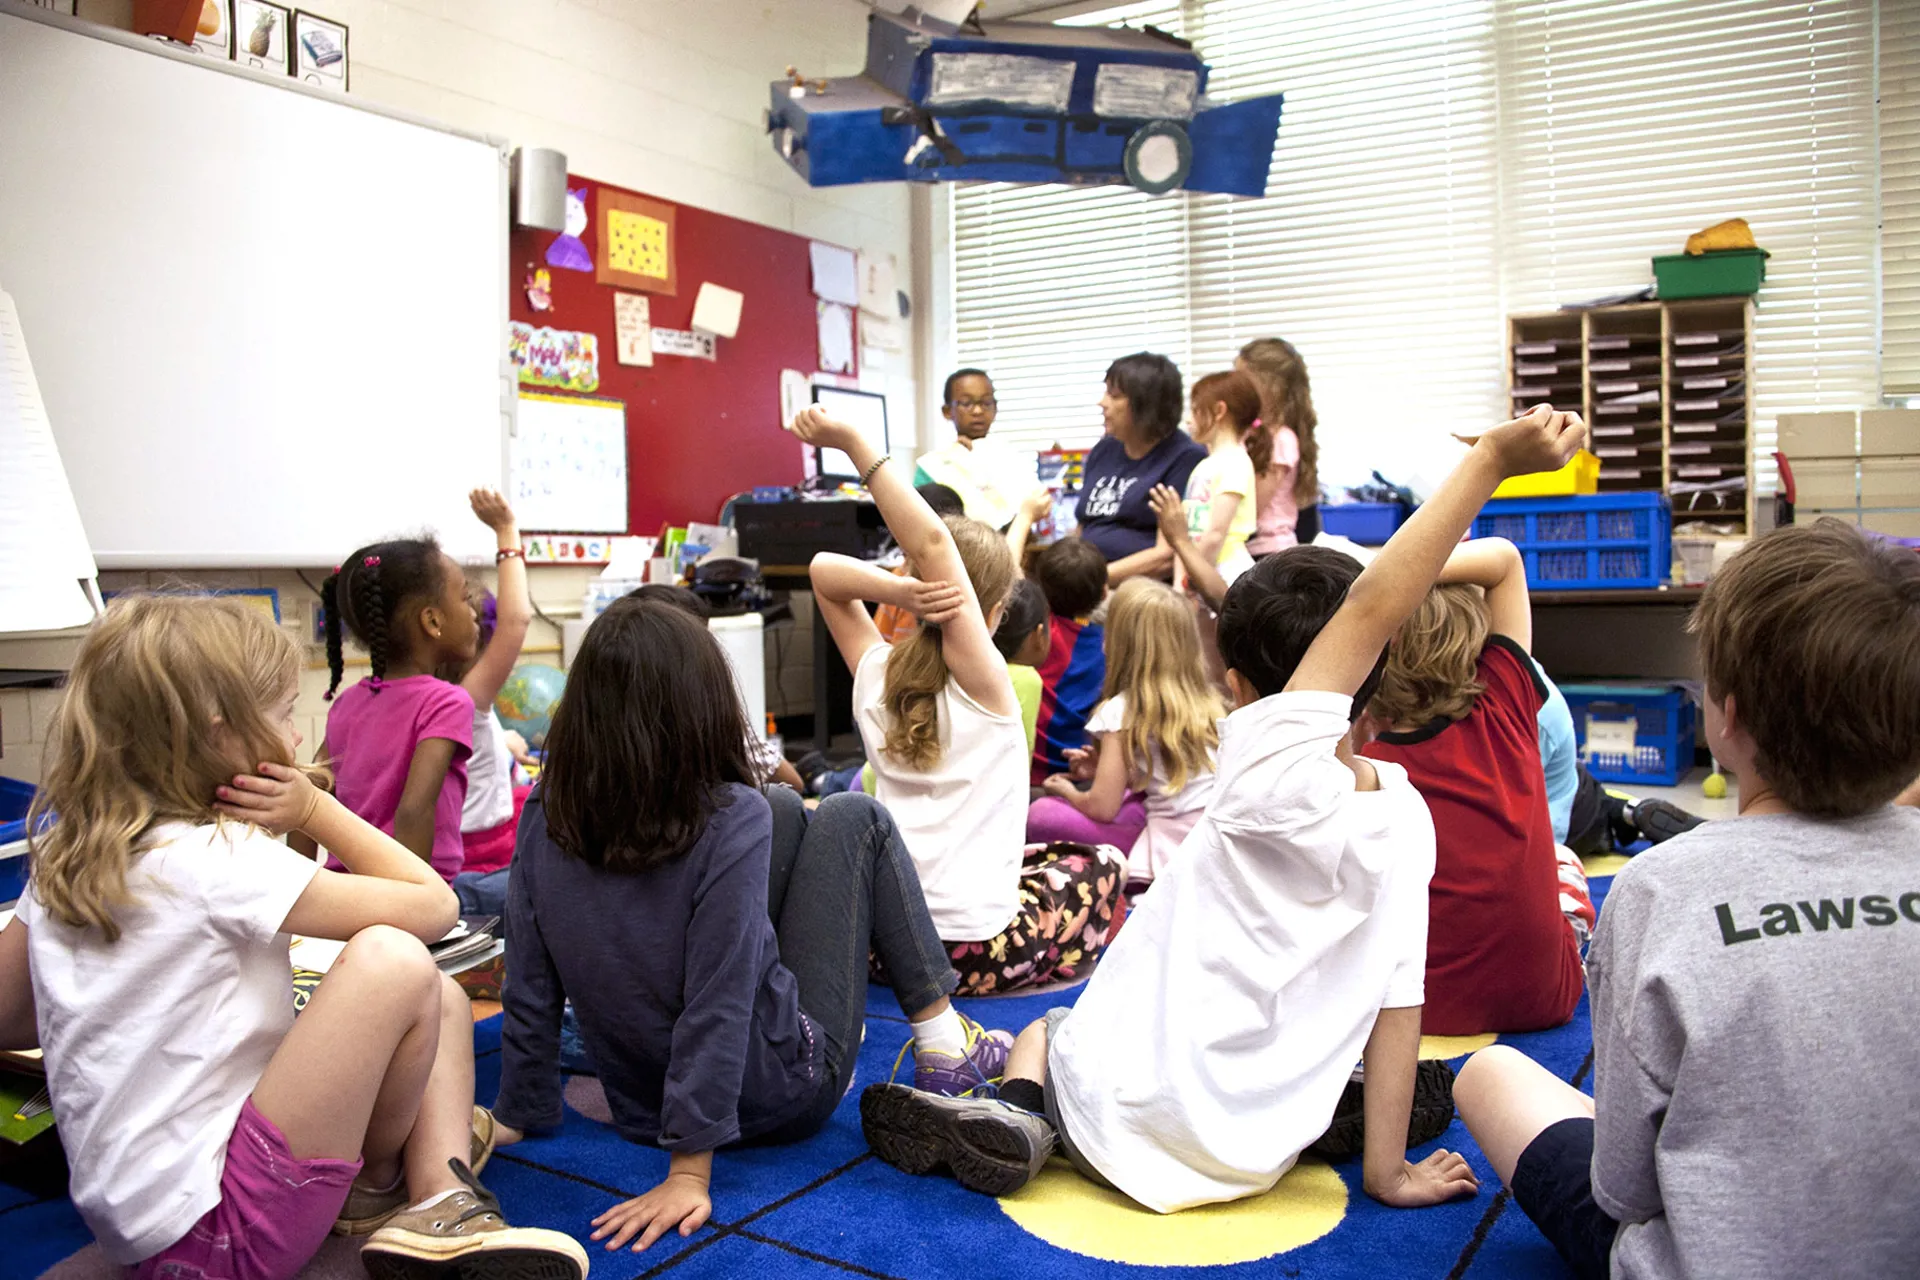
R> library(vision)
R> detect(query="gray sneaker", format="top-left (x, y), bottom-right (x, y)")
top-left (860, 1083), bottom-right (1055, 1197)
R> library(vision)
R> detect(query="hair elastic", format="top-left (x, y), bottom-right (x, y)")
top-left (363, 555), bottom-right (381, 567)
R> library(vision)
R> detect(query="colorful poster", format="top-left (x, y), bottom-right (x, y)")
top-left (509, 322), bottom-right (600, 393)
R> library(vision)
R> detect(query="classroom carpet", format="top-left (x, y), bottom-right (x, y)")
top-left (6, 875), bottom-right (1614, 1280)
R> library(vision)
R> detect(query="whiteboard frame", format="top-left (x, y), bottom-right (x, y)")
top-left (511, 391), bottom-right (631, 535)
top-left (0, 0), bottom-right (515, 569)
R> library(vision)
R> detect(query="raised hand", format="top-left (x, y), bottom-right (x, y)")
top-left (1454, 405), bottom-right (1588, 481)
top-left (1019, 486), bottom-right (1055, 523)
top-left (1365, 1149), bottom-right (1480, 1208)
top-left (215, 761), bottom-right (325, 836)
top-left (786, 406), bottom-right (860, 452)
top-left (469, 488), bottom-right (517, 533)
top-left (1147, 484), bottom-right (1191, 544)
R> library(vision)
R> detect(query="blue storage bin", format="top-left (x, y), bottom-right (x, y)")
top-left (0, 776), bottom-right (32, 905)
top-left (1320, 502), bottom-right (1410, 546)
top-left (1473, 493), bottom-right (1671, 591)
top-left (1560, 683), bottom-right (1697, 786)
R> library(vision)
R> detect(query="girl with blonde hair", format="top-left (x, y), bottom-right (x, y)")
top-left (798, 407), bottom-right (1124, 996)
top-left (1029, 578), bottom-right (1226, 885)
top-left (0, 595), bottom-right (581, 1280)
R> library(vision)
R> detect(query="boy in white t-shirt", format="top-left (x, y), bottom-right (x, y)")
top-left (860, 405), bottom-right (1588, 1212)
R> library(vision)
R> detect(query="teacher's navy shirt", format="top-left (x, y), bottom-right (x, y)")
top-left (1075, 431), bottom-right (1208, 562)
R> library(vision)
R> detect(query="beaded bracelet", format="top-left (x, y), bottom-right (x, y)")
top-left (860, 453), bottom-right (891, 487)
top-left (496, 547), bottom-right (525, 563)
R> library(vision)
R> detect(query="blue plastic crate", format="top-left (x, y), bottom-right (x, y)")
top-left (1473, 493), bottom-right (1671, 590)
top-left (0, 776), bottom-right (32, 905)
top-left (1561, 683), bottom-right (1696, 786)
top-left (1320, 502), bottom-right (1410, 546)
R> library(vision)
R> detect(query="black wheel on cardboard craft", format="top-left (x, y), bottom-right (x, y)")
top-left (1122, 120), bottom-right (1192, 195)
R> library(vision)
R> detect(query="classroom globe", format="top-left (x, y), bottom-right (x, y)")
top-left (495, 663), bottom-right (566, 747)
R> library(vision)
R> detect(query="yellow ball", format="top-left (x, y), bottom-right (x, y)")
top-left (1702, 772), bottom-right (1728, 799)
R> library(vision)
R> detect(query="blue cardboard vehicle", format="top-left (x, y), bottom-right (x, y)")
top-left (767, 9), bottom-right (1284, 197)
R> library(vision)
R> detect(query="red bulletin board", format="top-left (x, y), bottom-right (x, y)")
top-left (509, 174), bottom-right (841, 534)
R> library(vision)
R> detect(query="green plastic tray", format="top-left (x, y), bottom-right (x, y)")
top-left (1652, 247), bottom-right (1768, 299)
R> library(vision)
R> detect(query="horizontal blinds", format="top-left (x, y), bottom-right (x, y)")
top-left (1498, 0), bottom-right (1880, 478)
top-left (1185, 0), bottom-right (1506, 494)
top-left (950, 1), bottom-right (1190, 454)
top-left (1884, 1), bottom-right (1920, 396)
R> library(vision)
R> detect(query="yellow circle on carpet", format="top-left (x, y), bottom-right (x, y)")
top-left (997, 1158), bottom-right (1347, 1267)
top-left (1420, 1032), bottom-right (1497, 1059)
top-left (1582, 853), bottom-right (1631, 878)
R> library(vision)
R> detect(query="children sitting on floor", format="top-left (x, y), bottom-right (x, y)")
top-left (0, 595), bottom-right (581, 1280)
top-left (992, 576), bottom-right (1051, 760)
top-left (490, 595), bottom-right (1009, 1254)
top-left (1455, 519), bottom-right (1920, 1280)
top-left (795, 406), bottom-right (1122, 995)
top-left (316, 527), bottom-right (484, 882)
top-left (1360, 537), bottom-right (1592, 1035)
top-left (1026, 577), bottom-right (1223, 886)
top-left (1026, 535), bottom-right (1111, 786)
top-left (859, 404), bottom-right (1586, 1210)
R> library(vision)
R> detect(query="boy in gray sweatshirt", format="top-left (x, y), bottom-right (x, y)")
top-left (1454, 519), bottom-right (1920, 1280)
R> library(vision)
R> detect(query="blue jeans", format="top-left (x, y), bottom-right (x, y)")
top-left (756, 786), bottom-right (958, 1142)
top-left (453, 867), bottom-right (510, 917)
top-left (816, 762), bottom-right (865, 796)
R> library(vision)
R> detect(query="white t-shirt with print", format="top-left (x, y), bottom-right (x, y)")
top-left (1049, 691), bottom-right (1435, 1213)
top-left (853, 642), bottom-right (1026, 941)
top-left (1084, 693), bottom-right (1216, 881)
top-left (19, 823), bottom-right (319, 1262)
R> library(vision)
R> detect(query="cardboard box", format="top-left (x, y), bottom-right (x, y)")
top-left (1790, 458), bottom-right (1858, 510)
top-left (1858, 457), bottom-right (1920, 507)
top-left (1861, 409), bottom-right (1920, 457)
top-left (1776, 412), bottom-right (1857, 458)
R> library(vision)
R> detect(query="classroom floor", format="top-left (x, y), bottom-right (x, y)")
top-left (1, 864), bottom-right (1652, 1280)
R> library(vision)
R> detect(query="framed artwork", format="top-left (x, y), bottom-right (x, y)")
top-left (595, 189), bottom-right (677, 296)
top-left (291, 10), bottom-right (347, 91)
top-left (191, 0), bottom-right (231, 58)
top-left (232, 1), bottom-right (291, 73)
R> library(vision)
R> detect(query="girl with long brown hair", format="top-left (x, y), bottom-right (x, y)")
top-left (0, 595), bottom-right (580, 1280)
top-left (796, 407), bottom-right (1124, 995)
top-left (1237, 337), bottom-right (1321, 551)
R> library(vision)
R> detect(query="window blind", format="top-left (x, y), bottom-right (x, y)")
top-left (1883, 1), bottom-right (1920, 397)
top-left (949, 2), bottom-right (1190, 455)
top-left (1497, 0), bottom-right (1879, 473)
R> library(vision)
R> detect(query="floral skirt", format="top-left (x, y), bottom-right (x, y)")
top-left (944, 841), bottom-right (1127, 996)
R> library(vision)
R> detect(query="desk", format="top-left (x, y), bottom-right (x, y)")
top-left (1531, 585), bottom-right (1703, 682)
top-left (761, 565), bottom-right (848, 755)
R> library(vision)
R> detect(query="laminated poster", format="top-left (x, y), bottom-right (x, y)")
top-left (509, 322), bottom-right (600, 394)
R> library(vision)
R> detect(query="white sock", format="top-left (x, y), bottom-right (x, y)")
top-left (910, 1007), bottom-right (968, 1059)
top-left (408, 1188), bottom-right (463, 1213)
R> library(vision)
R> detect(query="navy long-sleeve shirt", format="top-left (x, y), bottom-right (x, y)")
top-left (494, 784), bottom-right (825, 1151)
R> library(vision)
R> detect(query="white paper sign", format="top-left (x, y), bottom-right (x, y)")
top-left (651, 328), bottom-right (716, 360)
top-left (809, 241), bottom-right (859, 307)
top-left (780, 368), bottom-right (813, 427)
top-left (1584, 716), bottom-right (1638, 758)
top-left (613, 292), bottom-right (652, 367)
top-left (817, 301), bottom-right (855, 375)
top-left (691, 282), bottom-right (744, 339)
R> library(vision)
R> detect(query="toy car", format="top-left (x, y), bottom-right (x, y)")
top-left (768, 10), bottom-right (1284, 197)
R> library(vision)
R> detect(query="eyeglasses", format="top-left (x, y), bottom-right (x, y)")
top-left (951, 398), bottom-right (997, 411)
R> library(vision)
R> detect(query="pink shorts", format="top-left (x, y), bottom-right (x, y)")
top-left (133, 1099), bottom-right (360, 1280)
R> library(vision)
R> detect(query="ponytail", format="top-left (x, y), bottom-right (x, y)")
top-left (321, 570), bottom-right (345, 699)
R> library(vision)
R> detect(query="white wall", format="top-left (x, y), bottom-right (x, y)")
top-left (0, 0), bottom-right (920, 782)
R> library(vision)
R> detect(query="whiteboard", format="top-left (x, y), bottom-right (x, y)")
top-left (0, 5), bottom-right (507, 568)
top-left (511, 393), bottom-right (629, 533)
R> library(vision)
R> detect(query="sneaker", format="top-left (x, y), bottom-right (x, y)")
top-left (359, 1160), bottom-right (587, 1280)
top-left (911, 1013), bottom-right (1014, 1096)
top-left (860, 1083), bottom-right (1055, 1197)
top-left (1307, 1058), bottom-right (1456, 1163)
top-left (1626, 797), bottom-right (1706, 846)
top-left (333, 1107), bottom-right (500, 1236)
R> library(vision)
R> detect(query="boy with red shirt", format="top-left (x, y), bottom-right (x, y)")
top-left (1361, 538), bottom-right (1590, 1035)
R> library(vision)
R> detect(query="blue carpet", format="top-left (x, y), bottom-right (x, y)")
top-left (3, 877), bottom-right (1615, 1280)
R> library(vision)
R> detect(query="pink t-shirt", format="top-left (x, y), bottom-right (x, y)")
top-left (325, 675), bottom-right (474, 882)
top-left (1247, 424), bottom-right (1302, 556)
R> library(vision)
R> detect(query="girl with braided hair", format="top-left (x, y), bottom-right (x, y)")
top-left (318, 522), bottom-right (482, 883)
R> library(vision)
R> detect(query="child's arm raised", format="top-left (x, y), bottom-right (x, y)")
top-left (0, 915), bottom-right (35, 1052)
top-left (1437, 536), bottom-right (1532, 651)
top-left (216, 762), bottom-right (459, 942)
top-left (462, 489), bottom-right (532, 712)
top-left (793, 408), bottom-right (1017, 717)
top-left (807, 554), bottom-right (965, 674)
top-left (1006, 486), bottom-right (1054, 567)
top-left (1149, 485), bottom-right (1230, 610)
top-left (1360, 1005), bottom-right (1479, 1206)
top-left (1287, 407), bottom-right (1584, 700)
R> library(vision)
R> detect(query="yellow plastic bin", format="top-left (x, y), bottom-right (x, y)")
top-left (1492, 449), bottom-right (1600, 500)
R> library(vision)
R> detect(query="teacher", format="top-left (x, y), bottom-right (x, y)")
top-left (1076, 352), bottom-right (1207, 584)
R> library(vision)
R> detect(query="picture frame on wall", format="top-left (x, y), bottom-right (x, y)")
top-left (232, 0), bottom-right (291, 73)
top-left (291, 10), bottom-right (347, 91)
top-left (191, 0), bottom-right (232, 58)
top-left (595, 188), bottom-right (678, 296)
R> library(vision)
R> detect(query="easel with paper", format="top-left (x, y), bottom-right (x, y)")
top-left (510, 392), bottom-right (629, 534)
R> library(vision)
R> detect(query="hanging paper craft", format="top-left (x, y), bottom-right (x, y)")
top-left (509, 322), bottom-right (600, 393)
top-left (816, 300), bottom-right (855, 375)
top-left (546, 188), bottom-right (593, 273)
top-left (597, 189), bottom-right (678, 295)
top-left (857, 251), bottom-right (898, 316)
top-left (524, 267), bottom-right (552, 312)
top-left (651, 328), bottom-right (716, 361)
top-left (613, 292), bottom-right (652, 367)
top-left (861, 312), bottom-right (904, 352)
top-left (809, 241), bottom-right (859, 306)
top-left (691, 283), bottom-right (744, 339)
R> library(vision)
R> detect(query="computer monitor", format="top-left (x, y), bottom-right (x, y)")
top-left (811, 385), bottom-right (890, 480)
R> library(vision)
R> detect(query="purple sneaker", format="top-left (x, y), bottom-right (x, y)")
top-left (912, 1013), bottom-right (1014, 1097)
